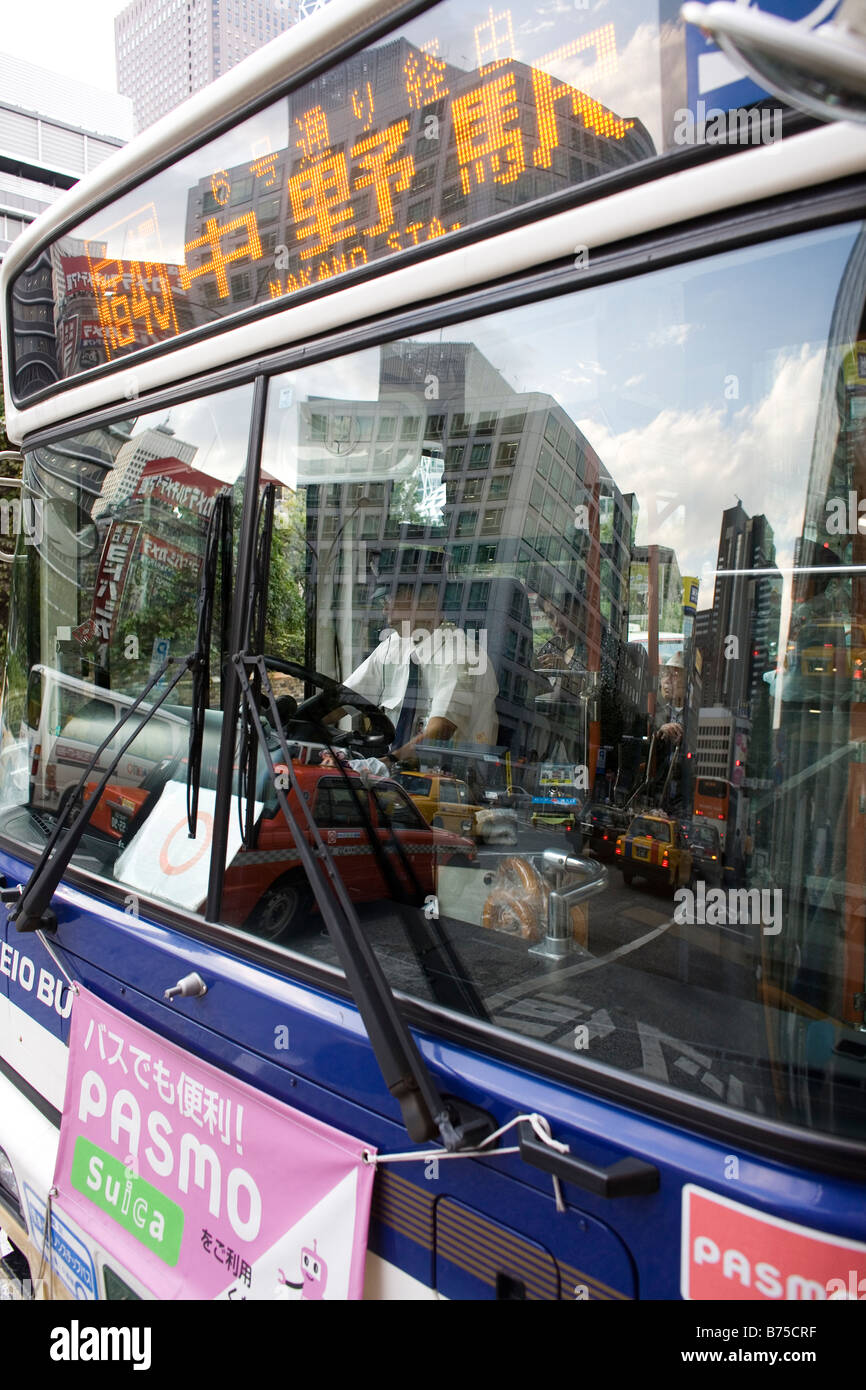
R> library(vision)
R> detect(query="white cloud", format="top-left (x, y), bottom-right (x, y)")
top-left (578, 344), bottom-right (828, 596)
top-left (647, 322), bottom-right (692, 349)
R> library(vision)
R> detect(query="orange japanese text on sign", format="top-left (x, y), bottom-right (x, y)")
top-left (88, 255), bottom-right (179, 359)
top-left (352, 119), bottom-right (415, 238)
top-left (404, 43), bottom-right (450, 110)
top-left (250, 153), bottom-right (280, 186)
top-left (474, 5), bottom-right (516, 72)
top-left (211, 169), bottom-right (231, 206)
top-left (181, 213), bottom-right (264, 298)
top-left (351, 82), bottom-right (375, 132)
top-left (534, 24), bottom-right (634, 160)
top-left (452, 70), bottom-right (524, 195)
top-left (289, 106), bottom-right (356, 259)
top-left (294, 104), bottom-right (332, 161)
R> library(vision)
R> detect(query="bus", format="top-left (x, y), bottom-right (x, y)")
top-left (0, 0), bottom-right (865, 1307)
top-left (693, 776), bottom-right (730, 827)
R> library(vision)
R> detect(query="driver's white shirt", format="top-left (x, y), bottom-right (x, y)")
top-left (341, 625), bottom-right (498, 748)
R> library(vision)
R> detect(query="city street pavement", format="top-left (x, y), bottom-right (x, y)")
top-left (292, 822), bottom-right (773, 1117)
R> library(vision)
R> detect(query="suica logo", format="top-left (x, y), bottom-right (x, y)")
top-left (674, 883), bottom-right (782, 935)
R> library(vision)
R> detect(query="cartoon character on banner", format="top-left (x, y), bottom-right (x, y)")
top-left (275, 1240), bottom-right (329, 1300)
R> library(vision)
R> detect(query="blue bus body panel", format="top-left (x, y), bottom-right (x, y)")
top-left (1, 840), bottom-right (864, 1300)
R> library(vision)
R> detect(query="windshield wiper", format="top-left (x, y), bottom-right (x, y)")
top-left (233, 652), bottom-right (493, 1152)
top-left (237, 484), bottom-right (275, 848)
top-left (9, 656), bottom-right (194, 933)
top-left (187, 489), bottom-right (232, 834)
top-left (253, 654), bottom-right (488, 1021)
top-left (10, 506), bottom-right (231, 934)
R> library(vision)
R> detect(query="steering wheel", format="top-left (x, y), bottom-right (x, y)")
top-left (262, 656), bottom-right (395, 755)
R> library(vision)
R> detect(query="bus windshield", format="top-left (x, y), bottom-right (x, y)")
top-left (2, 183), bottom-right (865, 1150)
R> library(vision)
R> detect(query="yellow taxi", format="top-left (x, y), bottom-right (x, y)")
top-left (394, 772), bottom-right (478, 835)
top-left (614, 812), bottom-right (692, 890)
top-left (395, 771), bottom-right (518, 845)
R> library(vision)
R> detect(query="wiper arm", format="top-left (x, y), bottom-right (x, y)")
top-left (233, 652), bottom-right (492, 1152)
top-left (187, 490), bottom-right (232, 834)
top-left (237, 485), bottom-right (275, 847)
top-left (367, 781), bottom-right (488, 1022)
top-left (259, 655), bottom-right (488, 1019)
top-left (10, 656), bottom-right (195, 932)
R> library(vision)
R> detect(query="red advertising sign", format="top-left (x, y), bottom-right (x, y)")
top-left (72, 521), bottom-right (140, 645)
top-left (681, 1184), bottom-right (866, 1300)
top-left (140, 531), bottom-right (198, 573)
top-left (136, 458), bottom-right (224, 518)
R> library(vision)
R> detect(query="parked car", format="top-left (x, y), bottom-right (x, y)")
top-left (530, 787), bottom-right (583, 852)
top-left (484, 785), bottom-right (533, 816)
top-left (582, 805), bottom-right (627, 862)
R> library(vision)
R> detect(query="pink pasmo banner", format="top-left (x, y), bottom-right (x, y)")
top-left (53, 987), bottom-right (376, 1299)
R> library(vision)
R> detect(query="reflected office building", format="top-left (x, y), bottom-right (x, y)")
top-left (295, 337), bottom-right (639, 776)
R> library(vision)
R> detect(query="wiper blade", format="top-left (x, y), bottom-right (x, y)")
top-left (233, 652), bottom-right (491, 1152)
top-left (11, 656), bottom-right (195, 932)
top-left (259, 655), bottom-right (487, 1019)
top-left (366, 780), bottom-right (488, 1022)
top-left (238, 485), bottom-right (275, 847)
top-left (187, 490), bottom-right (232, 834)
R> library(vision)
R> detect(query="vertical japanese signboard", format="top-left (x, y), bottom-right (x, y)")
top-left (53, 988), bottom-right (376, 1299)
top-left (72, 522), bottom-right (140, 646)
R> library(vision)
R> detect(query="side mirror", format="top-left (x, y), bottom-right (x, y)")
top-left (681, 0), bottom-right (866, 124)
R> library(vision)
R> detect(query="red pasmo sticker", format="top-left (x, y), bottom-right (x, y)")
top-left (681, 1184), bottom-right (866, 1300)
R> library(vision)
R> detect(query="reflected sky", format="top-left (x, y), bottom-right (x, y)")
top-left (267, 222), bottom-right (861, 611)
top-left (418, 221), bottom-right (861, 595)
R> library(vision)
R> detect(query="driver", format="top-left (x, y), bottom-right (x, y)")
top-left (339, 586), bottom-right (499, 765)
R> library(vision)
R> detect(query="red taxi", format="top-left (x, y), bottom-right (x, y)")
top-left (84, 764), bottom-right (475, 939)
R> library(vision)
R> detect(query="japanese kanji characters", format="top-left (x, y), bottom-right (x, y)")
top-left (173, 30), bottom-right (637, 300)
top-left (181, 213), bottom-right (264, 299)
top-left (403, 44), bottom-right (449, 110)
top-left (288, 109), bottom-right (358, 260)
top-left (352, 119), bottom-right (415, 238)
top-left (452, 71), bottom-right (525, 194)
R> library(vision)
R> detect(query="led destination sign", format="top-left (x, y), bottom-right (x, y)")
top-left (11, 0), bottom-right (662, 398)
